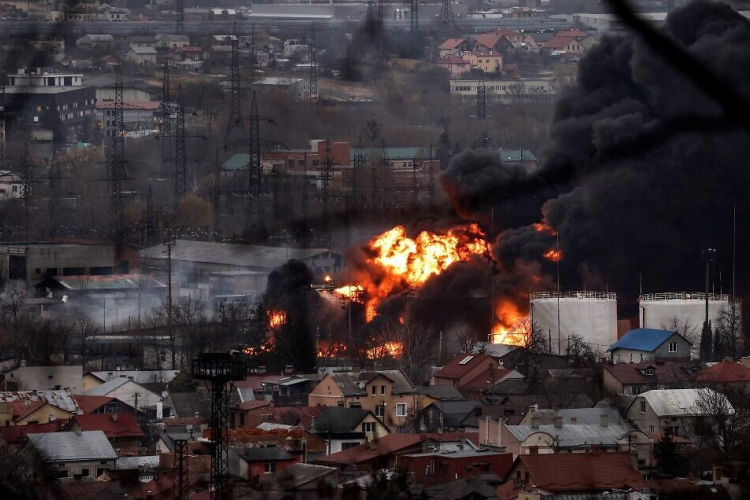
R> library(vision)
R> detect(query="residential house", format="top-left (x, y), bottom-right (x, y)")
top-left (308, 370), bottom-right (417, 432)
top-left (398, 450), bottom-right (513, 488)
top-left (543, 36), bottom-right (586, 54)
top-left (232, 446), bottom-right (296, 479)
top-left (494, 417), bottom-right (652, 467)
top-left (438, 37), bottom-right (467, 58)
top-left (555, 29), bottom-right (590, 39)
top-left (607, 328), bottom-right (692, 363)
top-left (475, 31), bottom-right (511, 52)
top-left (436, 56), bottom-right (471, 78)
top-left (2, 365), bottom-right (83, 394)
top-left (84, 378), bottom-right (163, 414)
top-left (0, 420), bottom-right (68, 451)
top-left (315, 432), bottom-right (478, 472)
top-left (697, 359), bottom-right (750, 389)
top-left (462, 50), bottom-right (503, 73)
top-left (96, 101), bottom-right (161, 133)
top-left (25, 430), bottom-right (118, 479)
top-left (83, 370), bottom-right (180, 392)
top-left (0, 390), bottom-right (79, 426)
top-left (419, 400), bottom-right (482, 432)
top-left (85, 73), bottom-right (162, 103)
top-left (498, 452), bottom-right (645, 499)
top-left (229, 400), bottom-right (272, 428)
top-left (519, 407), bottom-right (622, 426)
top-left (523, 32), bottom-right (554, 49)
top-left (431, 353), bottom-right (520, 399)
top-left (204, 45), bottom-right (233, 64)
top-left (602, 361), bottom-right (699, 395)
top-left (128, 36), bottom-right (156, 50)
top-left (65, 413), bottom-right (144, 457)
top-left (126, 46), bottom-right (157, 66)
top-left (75, 34), bottom-right (115, 50)
top-left (258, 463), bottom-right (338, 495)
top-left (232, 404), bottom-right (325, 431)
top-left (172, 46), bottom-right (203, 61)
top-left (155, 34), bottom-right (191, 49)
top-left (424, 472), bottom-right (504, 500)
top-left (73, 395), bottom-right (134, 415)
top-left (625, 388), bottom-right (730, 438)
top-left (313, 407), bottom-right (389, 453)
top-left (168, 392), bottom-right (211, 420)
top-left (228, 425), bottom-right (327, 463)
top-left (282, 39), bottom-right (308, 58)
top-left (0, 170), bottom-right (22, 200)
top-left (261, 375), bottom-right (315, 406)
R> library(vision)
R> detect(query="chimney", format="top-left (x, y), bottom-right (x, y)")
top-left (600, 414), bottom-right (609, 427)
top-left (111, 413), bottom-right (118, 422)
top-left (553, 415), bottom-right (563, 429)
top-left (531, 416), bottom-right (539, 429)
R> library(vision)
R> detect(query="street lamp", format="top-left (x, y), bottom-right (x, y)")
top-left (701, 247), bottom-right (717, 327)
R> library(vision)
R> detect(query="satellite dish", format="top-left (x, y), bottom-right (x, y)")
top-left (161, 391), bottom-right (168, 398)
top-left (49, 414), bottom-right (56, 422)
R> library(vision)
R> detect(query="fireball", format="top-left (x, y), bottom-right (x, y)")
top-left (268, 310), bottom-right (287, 329)
top-left (543, 249), bottom-right (563, 262)
top-left (491, 301), bottom-right (528, 346)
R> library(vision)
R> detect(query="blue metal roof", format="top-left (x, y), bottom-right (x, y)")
top-left (607, 328), bottom-right (675, 352)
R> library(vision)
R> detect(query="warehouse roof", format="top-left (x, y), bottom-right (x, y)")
top-left (525, 407), bottom-right (622, 426)
top-left (607, 328), bottom-right (684, 352)
top-left (140, 240), bottom-right (336, 269)
top-left (0, 390), bottom-right (78, 413)
top-left (504, 423), bottom-right (637, 448)
top-left (27, 431), bottom-right (117, 462)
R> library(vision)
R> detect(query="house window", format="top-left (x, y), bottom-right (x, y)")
top-left (362, 422), bottom-right (375, 433)
top-left (342, 442), bottom-right (359, 450)
top-left (96, 468), bottom-right (105, 476)
top-left (645, 368), bottom-right (654, 376)
top-left (349, 402), bottom-right (362, 409)
top-left (376, 405), bottom-right (385, 418)
top-left (371, 386), bottom-right (376, 395)
top-left (649, 425), bottom-right (655, 432)
top-left (640, 400), bottom-right (646, 413)
top-left (264, 462), bottom-right (275, 473)
top-left (381, 385), bottom-right (386, 395)
top-left (669, 342), bottom-right (677, 352)
top-left (56, 469), bottom-right (69, 478)
top-left (396, 403), bottom-right (407, 417)
top-left (81, 468), bottom-right (90, 477)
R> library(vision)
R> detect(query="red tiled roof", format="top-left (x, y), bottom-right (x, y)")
top-left (317, 432), bottom-right (475, 465)
top-left (544, 36), bottom-right (578, 50)
top-left (476, 32), bottom-right (505, 50)
top-left (602, 362), bottom-right (696, 385)
top-left (9, 400), bottom-right (48, 422)
top-left (236, 400), bottom-right (272, 411)
top-left (438, 37), bottom-right (465, 50)
top-left (517, 452), bottom-right (644, 492)
top-left (73, 395), bottom-right (114, 414)
top-left (68, 412), bottom-right (144, 439)
top-left (0, 420), bottom-right (68, 444)
top-left (697, 360), bottom-right (750, 383)
top-left (556, 29), bottom-right (588, 38)
top-left (433, 353), bottom-right (492, 381)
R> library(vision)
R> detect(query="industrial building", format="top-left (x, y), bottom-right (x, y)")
top-left (530, 291), bottom-right (618, 354)
top-left (140, 240), bottom-right (342, 300)
top-left (450, 77), bottom-right (559, 103)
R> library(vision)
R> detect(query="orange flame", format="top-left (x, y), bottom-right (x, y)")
top-left (318, 342), bottom-right (347, 358)
top-left (366, 341), bottom-right (404, 359)
top-left (243, 340), bottom-right (273, 356)
top-left (533, 221), bottom-right (557, 235)
top-left (358, 224), bottom-right (490, 321)
top-left (491, 301), bottom-right (528, 346)
top-left (269, 310), bottom-right (287, 329)
top-left (543, 249), bottom-right (563, 262)
top-left (334, 285), bottom-right (364, 302)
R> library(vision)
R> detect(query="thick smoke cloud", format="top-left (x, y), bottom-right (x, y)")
top-left (443, 1), bottom-right (750, 316)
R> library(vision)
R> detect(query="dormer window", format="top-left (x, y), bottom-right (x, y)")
top-left (645, 368), bottom-right (655, 376)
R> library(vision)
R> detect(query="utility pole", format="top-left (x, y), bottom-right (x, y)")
top-left (174, 84), bottom-right (187, 211)
top-left (226, 23), bottom-right (243, 136)
top-left (175, 0), bottom-right (184, 34)
top-left (410, 0), bottom-right (419, 32)
top-left (145, 185), bottom-right (156, 248)
top-left (173, 439), bottom-right (189, 500)
top-left (309, 23), bottom-right (318, 102)
top-left (439, 0), bottom-right (456, 28)
top-left (161, 60), bottom-right (172, 168)
top-left (107, 65), bottom-right (125, 241)
top-left (701, 247), bottom-right (717, 360)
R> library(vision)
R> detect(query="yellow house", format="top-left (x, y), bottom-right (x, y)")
top-left (462, 50), bottom-right (503, 73)
top-left (308, 370), bottom-right (417, 433)
top-left (0, 400), bottom-right (74, 426)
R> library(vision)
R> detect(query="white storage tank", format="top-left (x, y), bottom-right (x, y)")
top-left (530, 291), bottom-right (618, 354)
top-left (639, 292), bottom-right (740, 331)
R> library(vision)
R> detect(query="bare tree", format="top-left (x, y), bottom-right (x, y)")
top-left (714, 304), bottom-right (742, 360)
top-left (691, 386), bottom-right (749, 461)
top-left (662, 316), bottom-right (700, 358)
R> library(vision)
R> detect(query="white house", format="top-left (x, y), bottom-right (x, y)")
top-left (0, 170), bottom-right (22, 200)
top-left (84, 377), bottom-right (163, 412)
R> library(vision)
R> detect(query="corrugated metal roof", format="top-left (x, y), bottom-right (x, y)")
top-left (349, 147), bottom-right (423, 163)
top-left (527, 408), bottom-right (622, 425)
top-left (116, 456), bottom-right (159, 470)
top-left (505, 423), bottom-right (635, 447)
top-left (257, 422), bottom-right (293, 431)
top-left (84, 378), bottom-right (130, 396)
top-left (140, 240), bottom-right (335, 270)
top-left (27, 431), bottom-right (118, 462)
top-left (89, 370), bottom-right (179, 385)
top-left (607, 328), bottom-right (677, 352)
top-left (0, 390), bottom-right (78, 413)
top-left (47, 274), bottom-right (166, 291)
